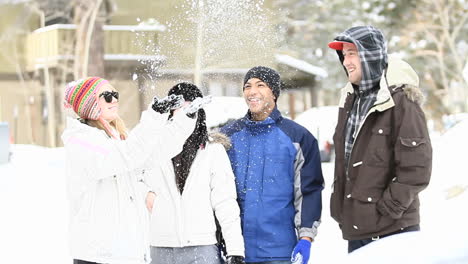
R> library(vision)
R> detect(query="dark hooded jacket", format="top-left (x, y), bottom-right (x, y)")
top-left (331, 48), bottom-right (432, 239)
top-left (333, 26), bottom-right (388, 167)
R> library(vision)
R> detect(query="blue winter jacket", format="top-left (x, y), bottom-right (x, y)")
top-left (220, 108), bottom-right (324, 262)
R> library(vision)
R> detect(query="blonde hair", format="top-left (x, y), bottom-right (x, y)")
top-left (86, 118), bottom-right (128, 140)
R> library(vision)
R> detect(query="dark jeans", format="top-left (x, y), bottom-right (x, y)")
top-left (348, 224), bottom-right (420, 253)
top-left (73, 260), bottom-right (102, 264)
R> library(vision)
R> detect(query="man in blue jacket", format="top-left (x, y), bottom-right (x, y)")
top-left (220, 66), bottom-right (324, 264)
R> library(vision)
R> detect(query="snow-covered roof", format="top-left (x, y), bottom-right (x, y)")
top-left (30, 54), bottom-right (165, 69)
top-left (104, 54), bottom-right (166, 61)
top-left (159, 68), bottom-right (248, 75)
top-left (275, 54), bottom-right (328, 78)
top-left (0, 0), bottom-right (30, 4)
top-left (104, 24), bottom-right (166, 32)
top-left (159, 55), bottom-right (329, 78)
top-left (33, 24), bottom-right (76, 34)
top-left (33, 24), bottom-right (165, 34)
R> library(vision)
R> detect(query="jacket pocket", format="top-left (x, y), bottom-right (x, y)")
top-left (256, 220), bottom-right (296, 258)
top-left (367, 127), bottom-right (392, 167)
top-left (150, 187), bottom-right (160, 213)
top-left (398, 137), bottom-right (430, 167)
top-left (150, 186), bottom-right (167, 220)
top-left (262, 155), bottom-right (293, 197)
top-left (349, 189), bottom-right (394, 232)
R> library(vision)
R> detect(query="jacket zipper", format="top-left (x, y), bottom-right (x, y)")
top-left (341, 93), bottom-right (356, 179)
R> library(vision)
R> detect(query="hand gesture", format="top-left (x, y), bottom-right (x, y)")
top-left (145, 191), bottom-right (156, 213)
top-left (151, 94), bottom-right (185, 114)
top-left (183, 95), bottom-right (212, 115)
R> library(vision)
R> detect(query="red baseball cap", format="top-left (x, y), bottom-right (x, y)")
top-left (328, 40), bottom-right (353, 50)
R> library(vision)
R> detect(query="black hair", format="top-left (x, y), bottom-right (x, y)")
top-left (168, 82), bottom-right (209, 194)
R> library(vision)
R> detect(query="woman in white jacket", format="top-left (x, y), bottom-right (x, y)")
top-left (61, 77), bottom-right (196, 264)
top-left (146, 82), bottom-right (245, 264)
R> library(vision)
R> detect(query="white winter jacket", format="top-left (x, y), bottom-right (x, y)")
top-left (61, 109), bottom-right (195, 264)
top-left (146, 136), bottom-right (245, 257)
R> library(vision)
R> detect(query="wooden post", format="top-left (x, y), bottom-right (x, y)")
top-left (194, 0), bottom-right (205, 87)
top-left (303, 90), bottom-right (308, 112)
top-left (44, 66), bottom-right (56, 147)
top-left (82, 0), bottom-right (104, 77)
top-left (289, 92), bottom-right (296, 120)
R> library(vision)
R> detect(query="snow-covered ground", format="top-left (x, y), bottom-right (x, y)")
top-left (333, 119), bottom-right (468, 263)
top-left (1, 119), bottom-right (467, 263)
top-left (0, 145), bottom-right (69, 263)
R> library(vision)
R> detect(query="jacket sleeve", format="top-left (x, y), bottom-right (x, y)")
top-left (209, 144), bottom-right (245, 257)
top-left (64, 109), bottom-right (196, 180)
top-left (377, 97), bottom-right (432, 219)
top-left (294, 132), bottom-right (324, 240)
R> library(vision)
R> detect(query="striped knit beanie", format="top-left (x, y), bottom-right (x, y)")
top-left (64, 77), bottom-right (109, 120)
top-left (64, 77), bottom-right (119, 139)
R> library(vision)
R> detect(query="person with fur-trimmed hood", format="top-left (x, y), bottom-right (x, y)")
top-left (145, 82), bottom-right (245, 264)
top-left (328, 25), bottom-right (432, 253)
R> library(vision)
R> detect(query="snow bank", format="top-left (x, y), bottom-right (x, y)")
top-left (338, 118), bottom-right (468, 263)
top-left (0, 145), bottom-right (70, 263)
top-left (294, 106), bottom-right (338, 145)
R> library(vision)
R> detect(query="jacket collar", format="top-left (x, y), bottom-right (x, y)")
top-left (338, 57), bottom-right (419, 112)
top-left (338, 75), bottom-right (394, 113)
top-left (62, 117), bottom-right (91, 142)
top-left (242, 107), bottom-right (282, 126)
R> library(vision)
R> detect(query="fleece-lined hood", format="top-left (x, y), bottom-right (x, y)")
top-left (338, 56), bottom-right (424, 108)
top-left (332, 26), bottom-right (388, 94)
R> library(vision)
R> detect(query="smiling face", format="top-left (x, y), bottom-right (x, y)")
top-left (243, 78), bottom-right (276, 121)
top-left (97, 84), bottom-right (119, 122)
top-left (342, 42), bottom-right (362, 85)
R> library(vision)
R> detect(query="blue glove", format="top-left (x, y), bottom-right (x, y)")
top-left (291, 239), bottom-right (311, 264)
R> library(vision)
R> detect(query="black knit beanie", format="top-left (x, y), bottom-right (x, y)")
top-left (243, 66), bottom-right (281, 101)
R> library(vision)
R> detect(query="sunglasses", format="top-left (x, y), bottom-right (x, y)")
top-left (99, 91), bottom-right (119, 103)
